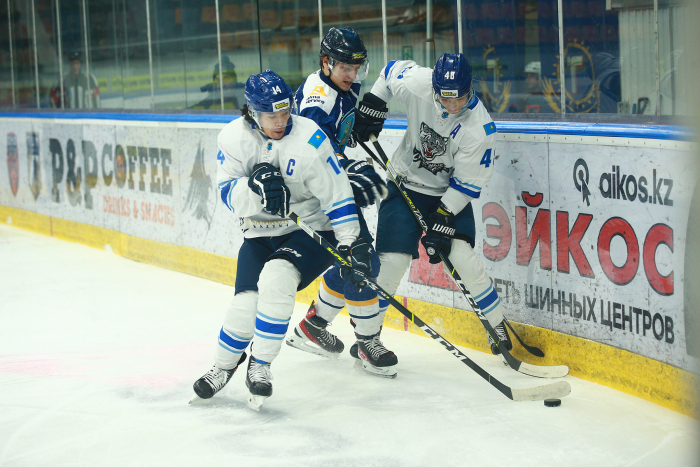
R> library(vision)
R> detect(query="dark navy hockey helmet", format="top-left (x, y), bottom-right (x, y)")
top-left (432, 53), bottom-right (473, 100)
top-left (320, 27), bottom-right (369, 81)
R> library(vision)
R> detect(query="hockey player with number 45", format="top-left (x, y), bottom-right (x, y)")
top-left (191, 70), bottom-right (369, 410)
top-left (351, 53), bottom-right (513, 359)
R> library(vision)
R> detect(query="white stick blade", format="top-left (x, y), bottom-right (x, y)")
top-left (517, 362), bottom-right (570, 378)
top-left (511, 381), bottom-right (571, 401)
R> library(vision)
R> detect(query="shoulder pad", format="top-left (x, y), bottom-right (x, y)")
top-left (299, 74), bottom-right (336, 114)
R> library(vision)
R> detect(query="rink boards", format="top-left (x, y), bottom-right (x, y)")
top-left (0, 112), bottom-right (697, 417)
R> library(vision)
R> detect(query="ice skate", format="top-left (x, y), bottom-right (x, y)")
top-left (487, 321), bottom-right (513, 366)
top-left (245, 355), bottom-right (273, 411)
top-left (285, 301), bottom-right (344, 358)
top-left (190, 352), bottom-right (247, 403)
top-left (354, 334), bottom-right (397, 379)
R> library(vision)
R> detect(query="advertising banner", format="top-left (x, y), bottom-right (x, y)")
top-left (0, 117), bottom-right (697, 374)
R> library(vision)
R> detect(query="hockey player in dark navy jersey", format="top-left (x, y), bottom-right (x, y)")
top-left (286, 28), bottom-right (397, 378)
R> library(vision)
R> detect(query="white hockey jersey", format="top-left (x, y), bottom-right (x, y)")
top-left (371, 60), bottom-right (497, 215)
top-left (216, 115), bottom-right (360, 245)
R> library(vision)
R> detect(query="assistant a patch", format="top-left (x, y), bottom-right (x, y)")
top-left (308, 129), bottom-right (327, 148)
top-left (483, 122), bottom-right (497, 136)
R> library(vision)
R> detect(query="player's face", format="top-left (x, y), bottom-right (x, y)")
top-left (324, 58), bottom-right (359, 91)
top-left (526, 73), bottom-right (540, 91)
top-left (70, 60), bottom-right (81, 76)
top-left (258, 110), bottom-right (291, 140)
top-left (439, 94), bottom-right (469, 114)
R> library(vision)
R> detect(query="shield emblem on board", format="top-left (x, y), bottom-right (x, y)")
top-left (7, 132), bottom-right (19, 197)
top-left (26, 132), bottom-right (41, 200)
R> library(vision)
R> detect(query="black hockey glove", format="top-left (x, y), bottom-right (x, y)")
top-left (420, 205), bottom-right (456, 264)
top-left (339, 158), bottom-right (388, 208)
top-left (353, 92), bottom-right (388, 143)
top-left (247, 162), bottom-right (290, 218)
top-left (337, 237), bottom-right (372, 291)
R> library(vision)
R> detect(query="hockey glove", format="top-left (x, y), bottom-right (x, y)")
top-left (247, 162), bottom-right (291, 218)
top-left (353, 92), bottom-right (388, 143)
top-left (337, 237), bottom-right (373, 291)
top-left (420, 205), bottom-right (456, 264)
top-left (339, 158), bottom-right (388, 208)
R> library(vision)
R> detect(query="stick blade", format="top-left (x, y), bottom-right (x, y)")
top-left (511, 381), bottom-right (571, 402)
top-left (515, 361), bottom-right (570, 378)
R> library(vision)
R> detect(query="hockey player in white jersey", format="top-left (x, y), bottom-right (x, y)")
top-left (284, 27), bottom-right (395, 378)
top-left (351, 53), bottom-right (512, 359)
top-left (191, 70), bottom-right (370, 410)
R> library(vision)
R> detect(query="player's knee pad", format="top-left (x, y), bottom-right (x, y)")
top-left (216, 290), bottom-right (257, 368)
top-left (376, 252), bottom-right (412, 311)
top-left (448, 240), bottom-right (504, 326)
top-left (254, 259), bottom-right (301, 363)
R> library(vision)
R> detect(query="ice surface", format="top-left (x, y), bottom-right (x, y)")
top-left (1, 223), bottom-right (698, 467)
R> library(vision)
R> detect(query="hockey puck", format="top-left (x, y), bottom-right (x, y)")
top-left (544, 398), bottom-right (561, 407)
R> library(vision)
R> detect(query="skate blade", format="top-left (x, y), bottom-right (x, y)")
top-left (247, 394), bottom-right (268, 411)
top-left (361, 360), bottom-right (397, 379)
top-left (285, 336), bottom-right (341, 359)
top-left (188, 394), bottom-right (200, 404)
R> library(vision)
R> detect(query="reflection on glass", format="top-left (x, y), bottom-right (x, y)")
top-left (561, 0), bottom-right (620, 114)
top-left (8, 0), bottom-right (37, 107)
top-left (84, 0), bottom-right (125, 109)
top-left (180, 0), bottom-right (219, 110)
top-left (146, 0), bottom-right (185, 109)
top-left (661, 6), bottom-right (691, 116)
top-left (1, 0), bottom-right (17, 107)
top-left (190, 0), bottom-right (260, 111)
top-left (351, 0), bottom-right (421, 114)
top-left (255, 0), bottom-right (318, 96)
top-left (463, 0), bottom-right (561, 114)
top-left (0, 0), bottom-right (689, 117)
top-left (616, 1), bottom-right (691, 116)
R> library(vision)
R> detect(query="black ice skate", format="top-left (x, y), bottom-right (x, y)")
top-left (285, 301), bottom-right (344, 358)
top-left (354, 334), bottom-right (398, 379)
top-left (245, 355), bottom-right (273, 411)
top-left (487, 320), bottom-right (513, 359)
top-left (190, 352), bottom-right (247, 403)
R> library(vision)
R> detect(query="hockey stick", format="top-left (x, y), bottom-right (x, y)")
top-left (503, 318), bottom-right (544, 358)
top-left (360, 136), bottom-right (565, 377)
top-left (289, 211), bottom-right (571, 401)
top-left (359, 140), bottom-right (543, 360)
top-left (358, 141), bottom-right (546, 359)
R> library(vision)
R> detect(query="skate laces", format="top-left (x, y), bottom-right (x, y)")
top-left (305, 318), bottom-right (337, 345)
top-left (364, 336), bottom-right (391, 359)
top-left (203, 365), bottom-right (231, 390)
top-left (495, 322), bottom-right (508, 340)
top-left (488, 322), bottom-right (509, 345)
top-left (248, 360), bottom-right (273, 383)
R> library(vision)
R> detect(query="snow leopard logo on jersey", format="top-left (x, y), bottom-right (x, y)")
top-left (412, 122), bottom-right (450, 175)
